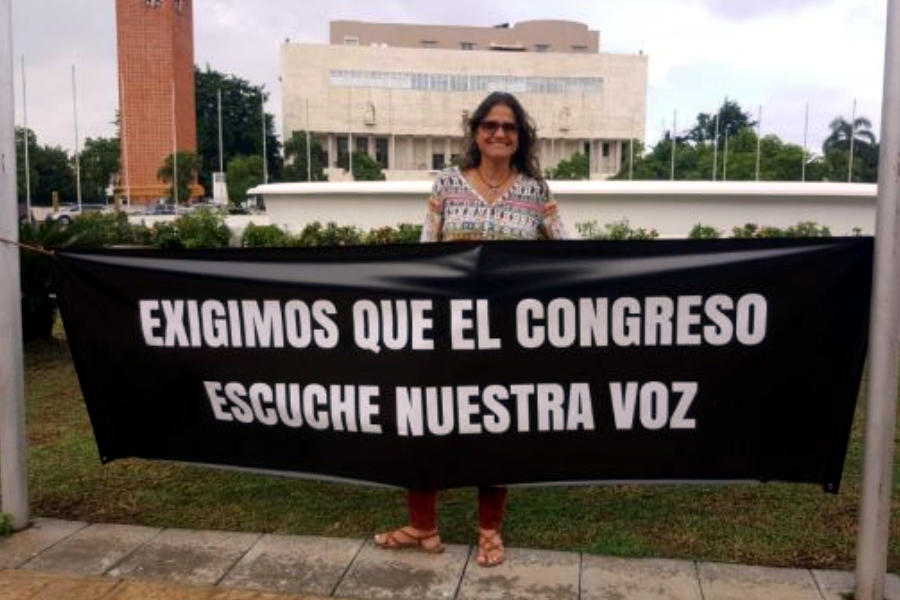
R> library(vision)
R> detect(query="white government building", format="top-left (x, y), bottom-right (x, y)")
top-left (280, 20), bottom-right (648, 180)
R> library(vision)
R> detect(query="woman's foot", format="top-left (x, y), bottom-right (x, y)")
top-left (373, 526), bottom-right (445, 554)
top-left (477, 528), bottom-right (504, 567)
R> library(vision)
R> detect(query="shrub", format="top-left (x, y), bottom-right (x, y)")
top-left (150, 221), bottom-right (184, 249)
top-left (731, 221), bottom-right (831, 239)
top-left (363, 224), bottom-right (423, 245)
top-left (688, 224), bottom-right (721, 239)
top-left (576, 219), bottom-right (659, 240)
top-left (242, 224), bottom-right (292, 248)
top-left (173, 209), bottom-right (231, 248)
top-left (0, 513), bottom-right (12, 537)
top-left (295, 221), bottom-right (363, 246)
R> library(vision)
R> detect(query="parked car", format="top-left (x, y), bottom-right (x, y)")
top-left (46, 203), bottom-right (113, 225)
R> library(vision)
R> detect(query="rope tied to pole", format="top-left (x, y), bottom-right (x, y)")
top-left (0, 236), bottom-right (55, 257)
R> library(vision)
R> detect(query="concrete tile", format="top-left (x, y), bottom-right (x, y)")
top-left (698, 562), bottom-right (822, 600)
top-left (335, 540), bottom-right (469, 600)
top-left (220, 534), bottom-right (363, 596)
top-left (581, 555), bottom-right (702, 600)
top-left (22, 523), bottom-right (161, 575)
top-left (106, 528), bottom-right (261, 586)
top-left (812, 569), bottom-right (900, 600)
top-left (0, 569), bottom-right (58, 599)
top-left (456, 547), bottom-right (579, 600)
top-left (0, 518), bottom-right (88, 569)
top-left (103, 579), bottom-right (216, 600)
top-left (30, 574), bottom-right (122, 599)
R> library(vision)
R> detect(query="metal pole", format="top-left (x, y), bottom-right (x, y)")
top-left (723, 132), bottom-right (729, 181)
top-left (305, 97), bottom-right (311, 182)
top-left (628, 119), bottom-right (634, 181)
top-left (712, 110), bottom-right (719, 181)
top-left (260, 92), bottom-right (268, 184)
top-left (348, 89), bottom-right (353, 179)
top-left (20, 55), bottom-right (29, 220)
top-left (171, 80), bottom-right (177, 206)
top-left (71, 64), bottom-right (81, 209)
top-left (0, 0), bottom-right (29, 531)
top-left (670, 110), bottom-right (676, 181)
top-left (802, 103), bottom-right (809, 182)
top-left (217, 88), bottom-right (223, 173)
top-left (856, 1), bottom-right (900, 598)
top-left (848, 98), bottom-right (857, 183)
top-left (755, 105), bottom-right (762, 181)
top-left (119, 77), bottom-right (130, 206)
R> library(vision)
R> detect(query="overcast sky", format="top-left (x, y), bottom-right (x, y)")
top-left (9, 0), bottom-right (888, 156)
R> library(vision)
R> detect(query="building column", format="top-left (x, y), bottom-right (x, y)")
top-left (327, 134), bottom-right (336, 168)
top-left (425, 137), bottom-right (433, 170)
top-left (368, 135), bottom-right (376, 160)
top-left (390, 135), bottom-right (396, 170)
top-left (445, 137), bottom-right (452, 164)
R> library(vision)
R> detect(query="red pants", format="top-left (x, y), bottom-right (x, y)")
top-left (408, 487), bottom-right (507, 531)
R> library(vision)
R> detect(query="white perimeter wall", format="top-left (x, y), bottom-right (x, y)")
top-left (248, 180), bottom-right (877, 238)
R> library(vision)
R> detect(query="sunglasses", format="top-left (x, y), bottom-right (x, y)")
top-left (478, 120), bottom-right (518, 134)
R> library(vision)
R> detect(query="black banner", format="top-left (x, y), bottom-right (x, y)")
top-left (53, 239), bottom-right (872, 492)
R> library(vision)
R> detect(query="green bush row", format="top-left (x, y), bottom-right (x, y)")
top-left (18, 211), bottom-right (847, 342)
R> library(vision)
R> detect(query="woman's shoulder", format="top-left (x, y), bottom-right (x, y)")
top-left (514, 172), bottom-right (551, 200)
top-left (432, 167), bottom-right (467, 192)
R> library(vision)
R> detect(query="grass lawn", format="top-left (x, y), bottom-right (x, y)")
top-left (6, 324), bottom-right (900, 572)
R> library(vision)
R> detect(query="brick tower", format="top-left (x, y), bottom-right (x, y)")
top-left (115, 0), bottom-right (200, 204)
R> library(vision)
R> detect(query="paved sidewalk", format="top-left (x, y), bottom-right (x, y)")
top-left (1, 518), bottom-right (898, 599)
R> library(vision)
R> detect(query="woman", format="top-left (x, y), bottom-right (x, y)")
top-left (374, 91), bottom-right (567, 567)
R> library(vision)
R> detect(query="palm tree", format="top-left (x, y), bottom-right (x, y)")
top-left (822, 116), bottom-right (876, 154)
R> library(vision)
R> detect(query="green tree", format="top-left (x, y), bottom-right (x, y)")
top-left (546, 153), bottom-right (589, 180)
top-left (157, 151), bottom-right (201, 202)
top-left (337, 150), bottom-right (385, 181)
top-left (283, 131), bottom-right (328, 181)
top-left (80, 136), bottom-right (120, 203)
top-left (195, 66), bottom-right (282, 193)
top-left (822, 116), bottom-right (878, 182)
top-left (226, 155), bottom-right (264, 205)
top-left (16, 127), bottom-right (76, 204)
top-left (687, 99), bottom-right (755, 144)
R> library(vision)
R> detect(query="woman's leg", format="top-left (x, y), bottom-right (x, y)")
top-left (374, 489), bottom-right (443, 552)
top-left (408, 489), bottom-right (438, 531)
top-left (477, 486), bottom-right (507, 567)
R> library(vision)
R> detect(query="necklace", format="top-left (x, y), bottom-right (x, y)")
top-left (475, 168), bottom-right (514, 197)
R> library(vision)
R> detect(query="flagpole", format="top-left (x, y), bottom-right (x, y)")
top-left (348, 89), bottom-right (353, 179)
top-left (856, 0), bottom-right (900, 598)
top-left (712, 109), bottom-right (719, 181)
top-left (848, 98), bottom-right (857, 182)
top-left (723, 131), bottom-right (729, 181)
top-left (217, 88), bottom-right (223, 173)
top-left (260, 91), bottom-right (268, 184)
top-left (628, 118), bottom-right (634, 181)
top-left (119, 76), bottom-right (131, 206)
top-left (72, 64), bottom-right (81, 210)
top-left (0, 0), bottom-right (29, 531)
top-left (670, 110), bottom-right (676, 181)
top-left (755, 105), bottom-right (762, 181)
top-left (305, 97), bottom-right (311, 182)
top-left (20, 56), bottom-right (29, 220)
top-left (171, 80), bottom-right (177, 207)
top-left (802, 103), bottom-right (809, 182)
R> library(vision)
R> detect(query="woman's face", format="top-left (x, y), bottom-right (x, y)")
top-left (475, 104), bottom-right (519, 165)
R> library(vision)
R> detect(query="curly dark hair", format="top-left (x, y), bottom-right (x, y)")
top-left (458, 92), bottom-right (544, 183)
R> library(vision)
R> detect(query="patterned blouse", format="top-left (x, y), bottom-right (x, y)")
top-left (419, 167), bottom-right (568, 242)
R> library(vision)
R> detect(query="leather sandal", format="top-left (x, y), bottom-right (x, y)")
top-left (477, 528), bottom-right (505, 567)
top-left (373, 526), bottom-right (445, 554)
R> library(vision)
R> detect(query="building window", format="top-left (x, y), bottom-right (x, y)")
top-left (432, 154), bottom-right (446, 170)
top-left (602, 142), bottom-right (610, 158)
top-left (329, 70), bottom-right (602, 95)
top-left (584, 142), bottom-right (591, 161)
top-left (421, 40), bottom-right (437, 48)
top-left (571, 45), bottom-right (588, 53)
top-left (460, 42), bottom-right (475, 50)
top-left (534, 44), bottom-right (550, 52)
top-left (144, 0), bottom-right (162, 6)
top-left (375, 138), bottom-right (389, 169)
top-left (356, 137), bottom-right (369, 154)
top-left (343, 36), bottom-right (359, 46)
